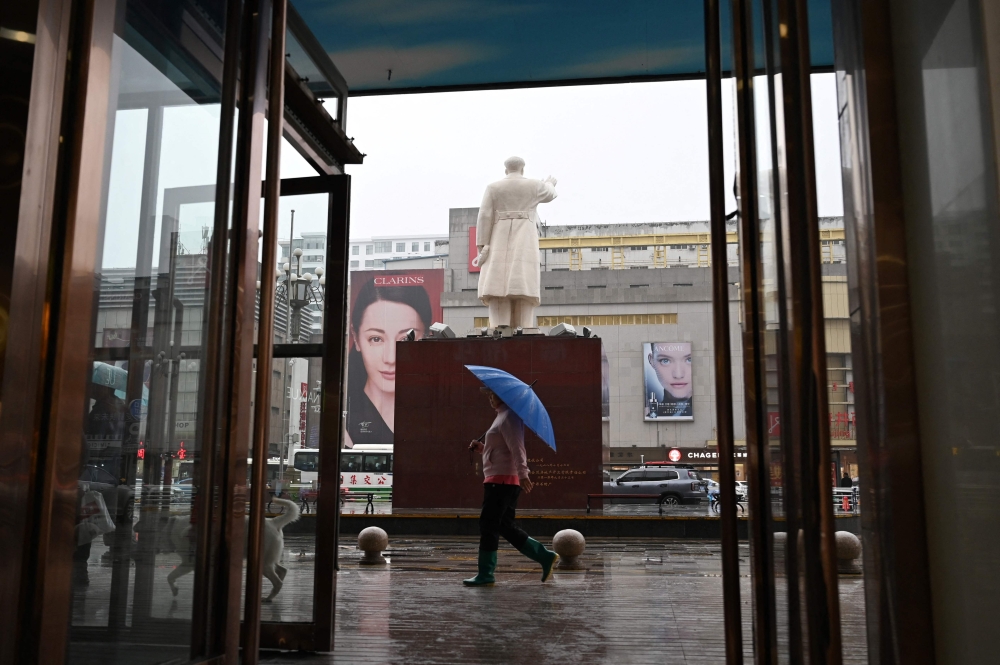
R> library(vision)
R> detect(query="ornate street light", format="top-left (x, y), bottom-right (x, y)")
top-left (255, 210), bottom-right (326, 342)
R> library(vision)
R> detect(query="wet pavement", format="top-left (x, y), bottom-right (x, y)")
top-left (264, 535), bottom-right (868, 665)
top-left (67, 530), bottom-right (867, 664)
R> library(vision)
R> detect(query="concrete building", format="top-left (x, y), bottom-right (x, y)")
top-left (348, 233), bottom-right (448, 270)
top-left (440, 208), bottom-right (853, 471)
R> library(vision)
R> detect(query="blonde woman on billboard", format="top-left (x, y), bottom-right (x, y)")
top-left (345, 280), bottom-right (433, 447)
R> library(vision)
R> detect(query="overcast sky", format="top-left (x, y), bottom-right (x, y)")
top-left (341, 73), bottom-right (844, 241)
top-left (100, 58), bottom-right (843, 269)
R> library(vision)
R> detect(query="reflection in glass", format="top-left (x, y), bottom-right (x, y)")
top-left (67, 1), bottom-right (230, 662)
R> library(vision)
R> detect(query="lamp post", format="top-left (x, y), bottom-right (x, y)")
top-left (254, 210), bottom-right (327, 487)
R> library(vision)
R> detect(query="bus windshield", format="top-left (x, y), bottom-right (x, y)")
top-left (293, 450), bottom-right (319, 472)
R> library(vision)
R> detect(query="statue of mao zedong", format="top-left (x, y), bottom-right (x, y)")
top-left (473, 156), bottom-right (558, 328)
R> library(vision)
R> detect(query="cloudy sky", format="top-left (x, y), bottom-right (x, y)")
top-left (340, 73), bottom-right (843, 241)
top-left (99, 40), bottom-right (843, 270)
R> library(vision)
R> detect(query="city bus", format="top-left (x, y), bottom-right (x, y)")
top-left (339, 444), bottom-right (393, 496)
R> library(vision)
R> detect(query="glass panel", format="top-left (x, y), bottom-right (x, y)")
top-left (67, 0), bottom-right (231, 661)
top-left (746, 0), bottom-right (798, 658)
top-left (240, 354), bottom-right (320, 623)
top-left (285, 29), bottom-right (341, 108)
top-left (269, 193), bottom-right (331, 343)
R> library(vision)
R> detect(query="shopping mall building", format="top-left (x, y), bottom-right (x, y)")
top-left (437, 212), bottom-right (856, 477)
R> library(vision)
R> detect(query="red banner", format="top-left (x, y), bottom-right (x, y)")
top-left (468, 227), bottom-right (479, 273)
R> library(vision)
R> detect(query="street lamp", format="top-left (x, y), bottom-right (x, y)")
top-left (254, 210), bottom-right (328, 488)
top-left (264, 212), bottom-right (326, 342)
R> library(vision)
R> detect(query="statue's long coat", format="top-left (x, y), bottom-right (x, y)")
top-left (476, 174), bottom-right (557, 307)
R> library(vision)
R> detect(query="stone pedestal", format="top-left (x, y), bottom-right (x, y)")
top-left (393, 336), bottom-right (603, 510)
top-left (358, 526), bottom-right (388, 565)
top-left (553, 529), bottom-right (586, 569)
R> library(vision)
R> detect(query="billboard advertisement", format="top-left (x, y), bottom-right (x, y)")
top-left (345, 269), bottom-right (445, 447)
top-left (642, 341), bottom-right (694, 421)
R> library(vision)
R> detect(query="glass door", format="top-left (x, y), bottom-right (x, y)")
top-left (255, 176), bottom-right (350, 652)
top-left (155, 176), bottom-right (350, 652)
top-left (59, 0), bottom-right (246, 661)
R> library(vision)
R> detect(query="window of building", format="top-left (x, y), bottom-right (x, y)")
top-left (374, 259), bottom-right (385, 268)
top-left (365, 260), bottom-right (374, 268)
top-left (374, 241), bottom-right (391, 253)
top-left (424, 242), bottom-right (430, 251)
top-left (366, 245), bottom-right (373, 255)
top-left (412, 242), bottom-right (419, 252)
top-left (591, 247), bottom-right (609, 252)
top-left (395, 242), bottom-right (405, 252)
top-left (550, 248), bottom-right (568, 253)
top-left (352, 246), bottom-right (359, 255)
top-left (349, 260), bottom-right (359, 268)
top-left (629, 246), bottom-right (648, 250)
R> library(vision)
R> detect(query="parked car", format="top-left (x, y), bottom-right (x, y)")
top-left (602, 464), bottom-right (707, 505)
top-left (171, 477), bottom-right (196, 504)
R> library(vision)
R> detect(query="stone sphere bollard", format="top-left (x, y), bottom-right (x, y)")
top-left (357, 526), bottom-right (388, 565)
top-left (552, 529), bottom-right (586, 569)
top-left (835, 531), bottom-right (862, 573)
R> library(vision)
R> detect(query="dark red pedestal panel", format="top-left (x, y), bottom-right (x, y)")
top-left (393, 337), bottom-right (603, 509)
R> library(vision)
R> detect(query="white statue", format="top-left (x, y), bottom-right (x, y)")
top-left (473, 156), bottom-right (558, 328)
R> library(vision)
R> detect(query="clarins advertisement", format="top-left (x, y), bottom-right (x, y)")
top-left (345, 269), bottom-right (445, 447)
top-left (642, 341), bottom-right (694, 421)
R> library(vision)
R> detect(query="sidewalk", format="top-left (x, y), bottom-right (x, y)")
top-left (260, 536), bottom-right (868, 665)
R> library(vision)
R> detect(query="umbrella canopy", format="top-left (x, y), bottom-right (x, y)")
top-left (92, 361), bottom-right (149, 405)
top-left (464, 365), bottom-right (556, 452)
top-left (93, 361), bottom-right (129, 392)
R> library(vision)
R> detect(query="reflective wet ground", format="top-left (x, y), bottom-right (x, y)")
top-left (265, 535), bottom-right (868, 665)
top-left (68, 532), bottom-right (866, 664)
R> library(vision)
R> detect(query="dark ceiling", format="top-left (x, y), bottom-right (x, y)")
top-left (290, 0), bottom-right (834, 95)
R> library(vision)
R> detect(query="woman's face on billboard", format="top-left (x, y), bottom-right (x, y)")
top-left (648, 344), bottom-right (692, 399)
top-left (354, 299), bottom-right (425, 395)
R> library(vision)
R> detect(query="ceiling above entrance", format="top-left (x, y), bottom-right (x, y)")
top-left (290, 0), bottom-right (834, 95)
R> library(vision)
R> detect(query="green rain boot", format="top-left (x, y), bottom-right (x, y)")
top-left (463, 550), bottom-right (497, 586)
top-left (518, 538), bottom-right (559, 582)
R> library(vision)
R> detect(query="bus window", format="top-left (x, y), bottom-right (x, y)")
top-left (294, 450), bottom-right (319, 472)
top-left (341, 454), bottom-right (363, 473)
top-left (363, 454), bottom-right (389, 473)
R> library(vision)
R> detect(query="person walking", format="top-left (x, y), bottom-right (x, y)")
top-left (840, 471), bottom-right (853, 488)
top-left (464, 387), bottom-right (558, 586)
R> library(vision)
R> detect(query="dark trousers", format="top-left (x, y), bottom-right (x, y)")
top-left (479, 483), bottom-right (530, 552)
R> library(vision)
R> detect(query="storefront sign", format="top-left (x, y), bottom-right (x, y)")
top-left (666, 447), bottom-right (749, 463)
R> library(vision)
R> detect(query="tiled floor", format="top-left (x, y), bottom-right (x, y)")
top-left (264, 536), bottom-right (868, 665)
top-left (66, 534), bottom-right (868, 664)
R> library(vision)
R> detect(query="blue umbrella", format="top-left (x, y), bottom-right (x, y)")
top-left (464, 365), bottom-right (556, 451)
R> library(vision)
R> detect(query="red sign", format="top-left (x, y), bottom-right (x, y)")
top-left (668, 448), bottom-right (682, 462)
top-left (468, 227), bottom-right (480, 273)
top-left (767, 412), bottom-right (781, 436)
top-left (299, 381), bottom-right (308, 437)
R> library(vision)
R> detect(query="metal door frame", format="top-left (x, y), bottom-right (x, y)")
top-left (0, 0), bottom-right (271, 661)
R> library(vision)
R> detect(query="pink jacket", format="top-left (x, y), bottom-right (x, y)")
top-left (482, 406), bottom-right (529, 479)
